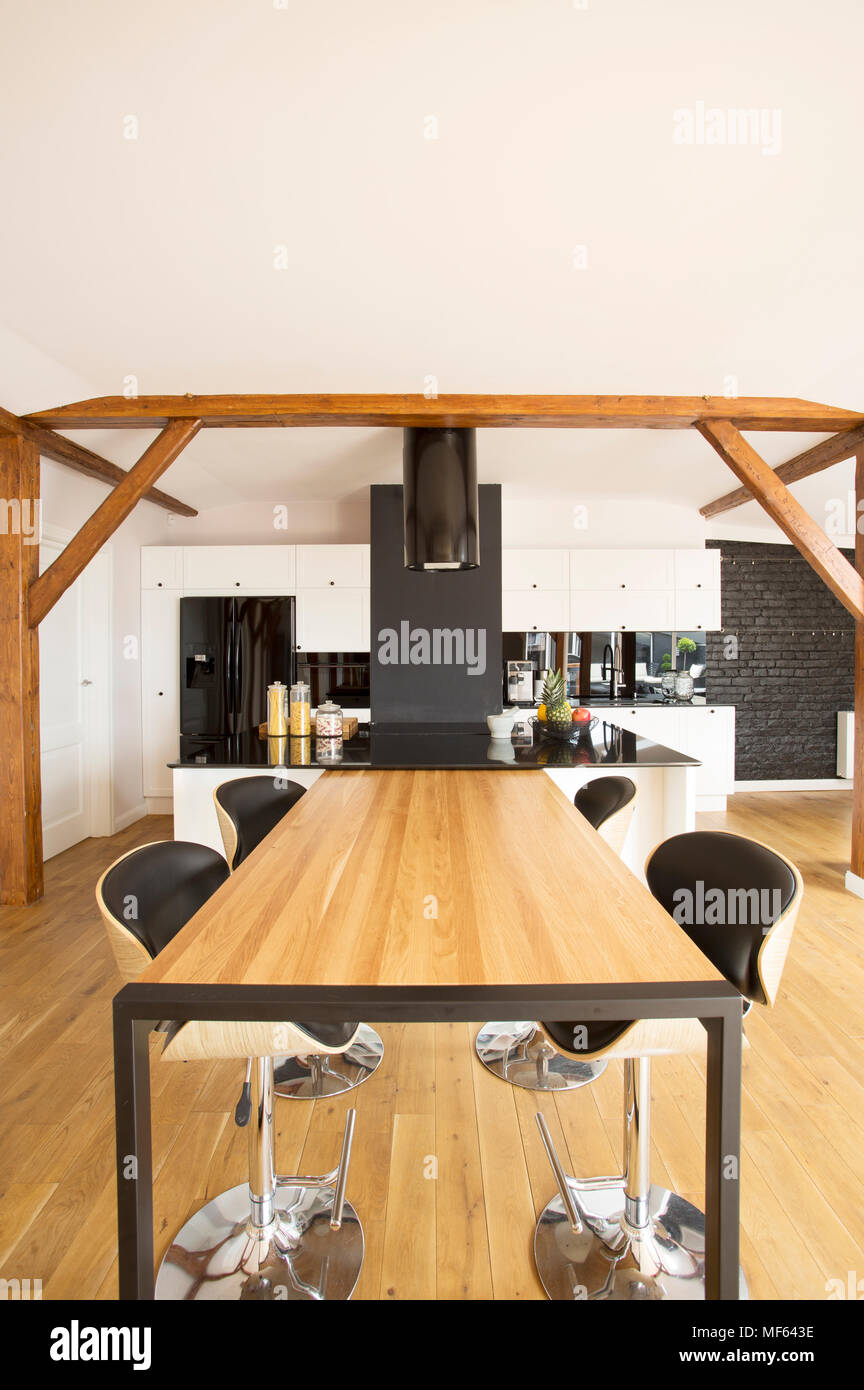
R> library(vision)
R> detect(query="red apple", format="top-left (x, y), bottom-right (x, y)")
top-left (571, 707), bottom-right (592, 724)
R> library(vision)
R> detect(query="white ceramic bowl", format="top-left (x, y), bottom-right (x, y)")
top-left (486, 710), bottom-right (517, 739)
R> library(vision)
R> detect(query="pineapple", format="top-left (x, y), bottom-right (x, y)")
top-left (541, 668), bottom-right (572, 732)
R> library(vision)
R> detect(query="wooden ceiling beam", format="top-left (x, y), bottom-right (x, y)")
top-left (698, 419), bottom-right (864, 625)
top-left (0, 404), bottom-right (197, 516)
top-left (24, 394), bottom-right (864, 433)
top-left (699, 423), bottom-right (864, 519)
top-left (28, 419), bottom-right (202, 629)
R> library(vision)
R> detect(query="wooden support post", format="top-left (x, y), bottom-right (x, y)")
top-left (849, 450), bottom-right (864, 897)
top-left (0, 431), bottom-right (43, 905)
top-left (28, 419), bottom-right (201, 629)
top-left (698, 420), bottom-right (864, 625)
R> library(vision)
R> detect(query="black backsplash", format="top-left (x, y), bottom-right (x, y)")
top-left (370, 484), bottom-right (503, 724)
top-left (705, 539), bottom-right (855, 780)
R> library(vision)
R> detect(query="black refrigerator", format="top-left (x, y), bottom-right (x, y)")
top-left (179, 596), bottom-right (295, 761)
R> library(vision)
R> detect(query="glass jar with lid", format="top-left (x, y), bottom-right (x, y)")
top-left (316, 700), bottom-right (343, 739)
top-left (289, 681), bottom-right (311, 736)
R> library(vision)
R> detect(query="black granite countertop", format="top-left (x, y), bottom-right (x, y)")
top-left (170, 721), bottom-right (699, 771)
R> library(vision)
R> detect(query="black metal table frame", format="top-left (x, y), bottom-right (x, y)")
top-left (113, 979), bottom-right (743, 1300)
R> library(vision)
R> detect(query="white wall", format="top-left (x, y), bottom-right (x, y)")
top-left (1, 325), bottom-right (170, 830)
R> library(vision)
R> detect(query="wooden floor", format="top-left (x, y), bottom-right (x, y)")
top-left (0, 790), bottom-right (862, 1300)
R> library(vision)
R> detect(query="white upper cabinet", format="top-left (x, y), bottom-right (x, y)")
top-left (570, 549), bottom-right (675, 592)
top-left (296, 544), bottom-right (369, 589)
top-left (674, 590), bottom-right (722, 631)
top-left (296, 589), bottom-right (369, 651)
top-left (502, 590), bottom-right (572, 633)
top-left (182, 545), bottom-right (295, 593)
top-left (141, 547), bottom-right (183, 590)
top-left (674, 549), bottom-right (721, 591)
top-left (571, 589), bottom-right (676, 633)
top-left (501, 549), bottom-right (571, 591)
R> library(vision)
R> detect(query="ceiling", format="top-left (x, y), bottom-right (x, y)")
top-left (2, 0), bottom-right (862, 528)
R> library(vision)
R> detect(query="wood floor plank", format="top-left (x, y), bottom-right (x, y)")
top-left (0, 791), bottom-right (861, 1300)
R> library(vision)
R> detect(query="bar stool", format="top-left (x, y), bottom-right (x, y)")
top-left (532, 829), bottom-right (802, 1301)
top-left (97, 840), bottom-right (365, 1300)
top-left (214, 775), bottom-right (384, 1099)
top-left (475, 776), bottom-right (637, 1092)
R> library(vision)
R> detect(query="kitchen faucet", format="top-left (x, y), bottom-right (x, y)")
top-left (601, 639), bottom-right (624, 702)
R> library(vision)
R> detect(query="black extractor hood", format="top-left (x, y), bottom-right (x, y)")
top-left (402, 426), bottom-right (479, 571)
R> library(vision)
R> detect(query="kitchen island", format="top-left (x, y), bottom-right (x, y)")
top-left (170, 719), bottom-right (699, 878)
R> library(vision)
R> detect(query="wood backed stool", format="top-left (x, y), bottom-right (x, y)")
top-left (97, 839), bottom-right (365, 1301)
top-left (532, 829), bottom-right (801, 1301)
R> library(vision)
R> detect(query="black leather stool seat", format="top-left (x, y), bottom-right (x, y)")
top-left (100, 841), bottom-right (230, 957)
top-left (286, 1020), bottom-right (360, 1049)
top-left (216, 775), bottom-right (307, 869)
top-left (99, 842), bottom-right (360, 1049)
top-left (647, 831), bottom-right (796, 1005)
top-left (574, 776), bottom-right (636, 830)
top-left (542, 829), bottom-right (799, 1057)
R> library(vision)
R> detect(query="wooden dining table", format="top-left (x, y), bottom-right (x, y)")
top-left (113, 768), bottom-right (743, 1300)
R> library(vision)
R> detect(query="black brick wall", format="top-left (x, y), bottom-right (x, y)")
top-left (705, 540), bottom-right (855, 780)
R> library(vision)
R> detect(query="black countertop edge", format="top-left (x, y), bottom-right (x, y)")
top-left (169, 722), bottom-right (700, 771)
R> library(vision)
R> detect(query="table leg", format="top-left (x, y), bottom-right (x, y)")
top-left (113, 1005), bottom-right (158, 1300)
top-left (703, 1004), bottom-right (743, 1300)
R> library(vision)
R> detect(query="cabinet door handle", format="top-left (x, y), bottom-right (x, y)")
top-left (157, 581), bottom-right (163, 588)
top-left (532, 583), bottom-right (537, 589)
top-left (329, 580), bottom-right (335, 586)
top-left (234, 581), bottom-right (241, 587)
top-left (157, 691), bottom-right (163, 697)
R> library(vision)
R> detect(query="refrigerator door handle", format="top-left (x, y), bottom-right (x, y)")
top-left (234, 622), bottom-right (243, 728)
top-left (225, 625), bottom-right (235, 735)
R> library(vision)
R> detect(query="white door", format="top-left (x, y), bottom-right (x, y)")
top-left (40, 533), bottom-right (113, 858)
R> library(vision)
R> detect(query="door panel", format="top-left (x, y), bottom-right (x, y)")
top-left (40, 542), bottom-right (89, 857)
top-left (234, 597), bottom-right (295, 732)
top-left (179, 597), bottom-right (233, 737)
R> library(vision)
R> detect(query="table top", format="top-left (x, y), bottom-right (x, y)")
top-left (140, 769), bottom-right (722, 990)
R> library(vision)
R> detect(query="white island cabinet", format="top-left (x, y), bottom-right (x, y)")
top-left (604, 704), bottom-right (735, 811)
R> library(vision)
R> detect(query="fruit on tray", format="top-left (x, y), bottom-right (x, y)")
top-left (571, 706), bottom-right (592, 724)
top-left (540, 668), bottom-right (572, 732)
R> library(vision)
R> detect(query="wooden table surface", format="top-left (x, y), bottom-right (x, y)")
top-left (141, 769), bottom-right (722, 990)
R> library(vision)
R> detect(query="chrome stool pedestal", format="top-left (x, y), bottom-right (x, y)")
top-left (533, 1060), bottom-right (747, 1301)
top-left (156, 1058), bottom-right (364, 1301)
top-left (273, 1022), bottom-right (384, 1099)
top-left (475, 1021), bottom-right (607, 1092)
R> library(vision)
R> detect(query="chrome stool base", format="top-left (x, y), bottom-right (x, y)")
top-left (475, 1022), bottom-right (607, 1092)
top-left (273, 1023), bottom-right (384, 1099)
top-left (534, 1179), bottom-right (748, 1301)
top-left (155, 1182), bottom-right (364, 1301)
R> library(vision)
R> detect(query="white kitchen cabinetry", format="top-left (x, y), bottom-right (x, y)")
top-left (502, 589), bottom-right (571, 633)
top-left (572, 589), bottom-right (676, 633)
top-left (502, 549), bottom-right (570, 631)
top-left (601, 704), bottom-right (735, 808)
top-left (674, 549), bottom-right (720, 591)
top-left (141, 589), bottom-right (181, 798)
top-left (296, 544), bottom-right (369, 589)
top-left (182, 545), bottom-right (295, 594)
top-left (141, 547), bottom-right (183, 591)
top-left (570, 549), bottom-right (675, 592)
top-left (502, 549), bottom-right (571, 591)
top-left (296, 588), bottom-right (370, 651)
top-left (674, 589), bottom-right (722, 631)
